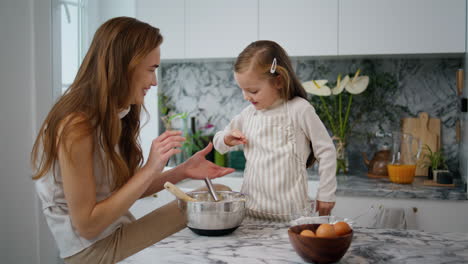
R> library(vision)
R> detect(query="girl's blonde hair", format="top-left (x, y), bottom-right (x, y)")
top-left (234, 40), bottom-right (307, 100)
top-left (234, 40), bottom-right (315, 167)
top-left (31, 17), bottom-right (163, 190)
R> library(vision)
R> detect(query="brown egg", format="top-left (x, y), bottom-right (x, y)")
top-left (300, 229), bottom-right (316, 237)
top-left (316, 223), bottom-right (337, 238)
top-left (334, 221), bottom-right (352, 236)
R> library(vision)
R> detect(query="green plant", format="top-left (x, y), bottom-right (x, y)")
top-left (310, 61), bottom-right (407, 139)
top-left (305, 70), bottom-right (367, 140)
top-left (161, 112), bottom-right (188, 130)
top-left (182, 130), bottom-right (210, 155)
top-left (304, 69), bottom-right (369, 174)
top-left (420, 144), bottom-right (447, 170)
top-left (159, 91), bottom-right (186, 131)
top-left (158, 92), bottom-right (172, 116)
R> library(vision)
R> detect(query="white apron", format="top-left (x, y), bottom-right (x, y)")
top-left (241, 102), bottom-right (310, 221)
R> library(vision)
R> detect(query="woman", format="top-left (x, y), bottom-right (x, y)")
top-left (31, 17), bottom-right (234, 263)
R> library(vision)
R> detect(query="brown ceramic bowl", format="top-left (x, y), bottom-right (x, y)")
top-left (288, 224), bottom-right (353, 264)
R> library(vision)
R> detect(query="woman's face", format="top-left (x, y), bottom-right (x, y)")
top-left (130, 46), bottom-right (160, 105)
top-left (234, 69), bottom-right (281, 110)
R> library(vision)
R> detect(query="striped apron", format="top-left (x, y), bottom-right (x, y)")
top-left (241, 102), bottom-right (309, 221)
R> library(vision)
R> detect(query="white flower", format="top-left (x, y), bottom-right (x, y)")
top-left (345, 69), bottom-right (369, 94)
top-left (331, 74), bottom-right (350, 95)
top-left (303, 79), bottom-right (331, 96)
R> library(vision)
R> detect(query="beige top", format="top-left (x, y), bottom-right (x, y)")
top-left (214, 97), bottom-right (337, 202)
top-left (35, 109), bottom-right (135, 258)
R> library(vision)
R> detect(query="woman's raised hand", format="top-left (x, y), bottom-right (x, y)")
top-left (224, 129), bottom-right (248, 146)
top-left (181, 142), bottom-right (235, 180)
top-left (144, 130), bottom-right (185, 175)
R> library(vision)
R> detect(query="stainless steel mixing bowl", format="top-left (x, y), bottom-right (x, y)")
top-left (178, 191), bottom-right (246, 236)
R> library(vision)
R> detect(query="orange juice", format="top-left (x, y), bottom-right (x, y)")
top-left (387, 164), bottom-right (416, 184)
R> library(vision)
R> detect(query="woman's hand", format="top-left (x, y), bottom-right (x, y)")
top-left (224, 129), bottom-right (248, 146)
top-left (144, 130), bottom-right (185, 175)
top-left (181, 142), bottom-right (235, 180)
top-left (316, 200), bottom-right (335, 216)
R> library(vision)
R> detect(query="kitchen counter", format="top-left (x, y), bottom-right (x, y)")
top-left (332, 173), bottom-right (467, 200)
top-left (224, 170), bottom-right (467, 200)
top-left (119, 217), bottom-right (468, 264)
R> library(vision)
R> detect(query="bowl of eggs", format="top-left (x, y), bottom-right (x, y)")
top-left (288, 221), bottom-right (353, 264)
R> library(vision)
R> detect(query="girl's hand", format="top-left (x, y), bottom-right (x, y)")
top-left (316, 200), bottom-right (335, 216)
top-left (181, 142), bottom-right (235, 180)
top-left (144, 130), bottom-right (185, 175)
top-left (224, 129), bottom-right (248, 146)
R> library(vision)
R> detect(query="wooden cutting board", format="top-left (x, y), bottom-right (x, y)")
top-left (423, 180), bottom-right (455, 187)
top-left (401, 112), bottom-right (441, 176)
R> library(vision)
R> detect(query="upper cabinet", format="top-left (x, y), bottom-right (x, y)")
top-left (136, 0), bottom-right (466, 60)
top-left (185, 0), bottom-right (257, 59)
top-left (136, 0), bottom-right (185, 60)
top-left (339, 0), bottom-right (466, 55)
top-left (259, 0), bottom-right (338, 56)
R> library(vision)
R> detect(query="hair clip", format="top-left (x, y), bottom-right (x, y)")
top-left (270, 58), bottom-right (277, 74)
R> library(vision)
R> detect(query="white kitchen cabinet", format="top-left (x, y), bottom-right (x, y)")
top-left (136, 0), bottom-right (466, 60)
top-left (136, 0), bottom-right (185, 60)
top-left (185, 0), bottom-right (258, 59)
top-left (339, 0), bottom-right (466, 55)
top-left (259, 0), bottom-right (338, 56)
top-left (334, 196), bottom-right (468, 233)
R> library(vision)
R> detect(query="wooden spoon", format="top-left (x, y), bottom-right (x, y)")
top-left (164, 182), bottom-right (197, 202)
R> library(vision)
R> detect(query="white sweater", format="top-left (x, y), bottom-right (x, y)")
top-left (213, 97), bottom-right (337, 202)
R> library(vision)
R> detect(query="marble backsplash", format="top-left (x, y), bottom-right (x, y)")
top-left (159, 57), bottom-right (462, 175)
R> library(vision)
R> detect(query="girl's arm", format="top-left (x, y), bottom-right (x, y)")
top-left (297, 100), bottom-right (337, 203)
top-left (59, 116), bottom-right (183, 240)
top-left (213, 106), bottom-right (251, 154)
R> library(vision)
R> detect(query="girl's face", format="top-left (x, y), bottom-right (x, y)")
top-left (129, 46), bottom-right (160, 105)
top-left (234, 69), bottom-right (282, 110)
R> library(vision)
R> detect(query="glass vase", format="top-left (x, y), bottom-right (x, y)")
top-left (334, 137), bottom-right (348, 174)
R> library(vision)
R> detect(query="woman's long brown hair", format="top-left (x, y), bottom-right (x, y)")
top-left (234, 40), bottom-right (315, 167)
top-left (31, 17), bottom-right (163, 190)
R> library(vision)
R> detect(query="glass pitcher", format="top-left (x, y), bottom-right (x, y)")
top-left (387, 132), bottom-right (422, 184)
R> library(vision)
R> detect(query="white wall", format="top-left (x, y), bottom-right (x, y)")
top-left (34, 1), bottom-right (62, 263)
top-left (0, 0), bottom-right (39, 263)
top-left (87, 0), bottom-right (136, 44)
top-left (99, 0), bottom-right (135, 22)
top-left (0, 0), bottom-right (59, 263)
top-left (0, 1), bottom-right (154, 263)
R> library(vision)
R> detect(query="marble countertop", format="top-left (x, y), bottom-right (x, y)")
top-left (332, 173), bottom-right (467, 200)
top-left (225, 170), bottom-right (467, 200)
top-left (119, 218), bottom-right (468, 264)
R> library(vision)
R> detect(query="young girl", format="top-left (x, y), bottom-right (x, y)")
top-left (31, 17), bottom-right (233, 263)
top-left (213, 40), bottom-right (337, 220)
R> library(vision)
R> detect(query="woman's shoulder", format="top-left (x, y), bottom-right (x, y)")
top-left (59, 112), bottom-right (91, 130)
top-left (57, 112), bottom-right (93, 141)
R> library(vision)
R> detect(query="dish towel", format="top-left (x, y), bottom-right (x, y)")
top-left (370, 206), bottom-right (418, 229)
